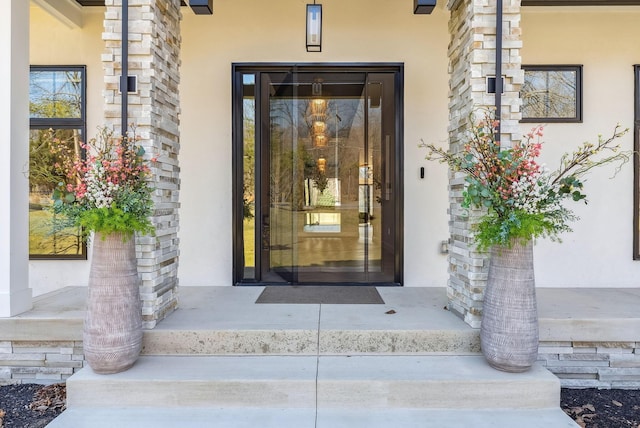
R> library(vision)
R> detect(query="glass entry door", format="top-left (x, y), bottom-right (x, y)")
top-left (234, 66), bottom-right (402, 285)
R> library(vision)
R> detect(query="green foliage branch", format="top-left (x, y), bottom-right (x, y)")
top-left (49, 127), bottom-right (156, 241)
top-left (421, 110), bottom-right (630, 251)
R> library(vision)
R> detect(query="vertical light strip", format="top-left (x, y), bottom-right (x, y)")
top-left (495, 0), bottom-right (503, 143)
top-left (121, 0), bottom-right (128, 138)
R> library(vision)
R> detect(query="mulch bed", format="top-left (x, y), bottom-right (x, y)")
top-left (0, 384), bottom-right (65, 428)
top-left (561, 388), bottom-right (640, 427)
top-left (0, 384), bottom-right (638, 427)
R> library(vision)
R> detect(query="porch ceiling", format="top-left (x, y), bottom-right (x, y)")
top-left (75, 1), bottom-right (188, 5)
top-left (75, 0), bottom-right (640, 6)
top-left (74, 1), bottom-right (213, 15)
top-left (522, 0), bottom-right (640, 4)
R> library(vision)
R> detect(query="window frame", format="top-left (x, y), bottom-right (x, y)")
top-left (231, 63), bottom-right (405, 286)
top-left (520, 65), bottom-right (583, 123)
top-left (29, 65), bottom-right (87, 260)
top-left (634, 65), bottom-right (640, 260)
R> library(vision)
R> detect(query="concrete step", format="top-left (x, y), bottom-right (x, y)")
top-left (68, 355), bottom-right (317, 408)
top-left (66, 355), bottom-right (560, 409)
top-left (141, 328), bottom-right (480, 355)
top-left (316, 355), bottom-right (560, 409)
top-left (46, 407), bottom-right (579, 428)
top-left (139, 286), bottom-right (481, 356)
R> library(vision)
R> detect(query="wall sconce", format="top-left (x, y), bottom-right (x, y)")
top-left (487, 76), bottom-right (505, 94)
top-left (414, 0), bottom-right (436, 14)
top-left (189, 0), bottom-right (213, 15)
top-left (306, 4), bottom-right (322, 52)
top-left (118, 75), bottom-right (138, 94)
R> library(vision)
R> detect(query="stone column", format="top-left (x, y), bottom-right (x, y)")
top-left (446, 0), bottom-right (523, 327)
top-left (103, 0), bottom-right (182, 328)
top-left (0, 0), bottom-right (32, 317)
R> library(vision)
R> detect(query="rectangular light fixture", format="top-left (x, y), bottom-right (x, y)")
top-left (190, 0), bottom-right (213, 15)
top-left (414, 0), bottom-right (436, 14)
top-left (487, 76), bottom-right (505, 94)
top-left (118, 75), bottom-right (137, 94)
top-left (306, 4), bottom-right (322, 52)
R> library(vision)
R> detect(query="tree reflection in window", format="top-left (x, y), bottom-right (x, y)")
top-left (30, 70), bottom-right (83, 119)
top-left (29, 66), bottom-right (86, 259)
top-left (521, 66), bottom-right (582, 122)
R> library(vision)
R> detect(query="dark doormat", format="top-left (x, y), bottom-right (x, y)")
top-left (256, 286), bottom-right (384, 304)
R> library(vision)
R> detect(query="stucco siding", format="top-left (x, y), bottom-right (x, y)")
top-left (27, 3), bottom-right (640, 294)
top-left (522, 7), bottom-right (640, 287)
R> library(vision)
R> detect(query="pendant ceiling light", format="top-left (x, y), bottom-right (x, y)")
top-left (306, 3), bottom-right (322, 52)
top-left (311, 98), bottom-right (327, 118)
top-left (315, 134), bottom-right (327, 148)
top-left (317, 157), bottom-right (327, 173)
top-left (313, 120), bottom-right (327, 136)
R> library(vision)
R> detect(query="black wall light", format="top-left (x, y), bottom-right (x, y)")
top-left (414, 0), bottom-right (436, 14)
top-left (190, 0), bottom-right (213, 15)
top-left (487, 76), bottom-right (505, 94)
top-left (306, 3), bottom-right (322, 52)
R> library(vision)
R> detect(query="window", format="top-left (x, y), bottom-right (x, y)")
top-left (521, 65), bottom-right (582, 122)
top-left (29, 66), bottom-right (87, 259)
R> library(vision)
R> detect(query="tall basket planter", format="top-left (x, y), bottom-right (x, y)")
top-left (480, 239), bottom-right (539, 373)
top-left (423, 112), bottom-right (629, 372)
top-left (83, 232), bottom-right (143, 374)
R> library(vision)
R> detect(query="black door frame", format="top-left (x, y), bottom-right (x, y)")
top-left (634, 65), bottom-right (640, 260)
top-left (232, 63), bottom-right (404, 286)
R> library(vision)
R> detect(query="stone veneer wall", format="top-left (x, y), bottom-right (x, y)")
top-left (2, 338), bottom-right (639, 387)
top-left (0, 341), bottom-right (84, 385)
top-left (103, 0), bottom-right (182, 328)
top-left (445, 0), bottom-right (524, 328)
top-left (539, 341), bottom-right (640, 389)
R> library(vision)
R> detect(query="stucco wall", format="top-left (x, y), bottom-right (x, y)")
top-left (178, 1), bottom-right (451, 287)
top-left (29, 2), bottom-right (452, 294)
top-left (521, 7), bottom-right (640, 287)
top-left (28, 3), bottom-right (640, 294)
top-left (29, 7), bottom-right (104, 296)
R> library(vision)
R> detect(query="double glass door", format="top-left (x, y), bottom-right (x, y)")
top-left (234, 66), bottom-right (402, 285)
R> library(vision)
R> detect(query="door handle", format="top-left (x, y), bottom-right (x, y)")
top-left (385, 135), bottom-right (391, 201)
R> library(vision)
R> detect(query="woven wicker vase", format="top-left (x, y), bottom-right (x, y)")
top-left (83, 232), bottom-right (143, 374)
top-left (480, 239), bottom-right (539, 373)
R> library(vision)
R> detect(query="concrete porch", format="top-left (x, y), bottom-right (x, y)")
top-left (3, 286), bottom-right (640, 427)
top-left (3, 286), bottom-right (640, 384)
